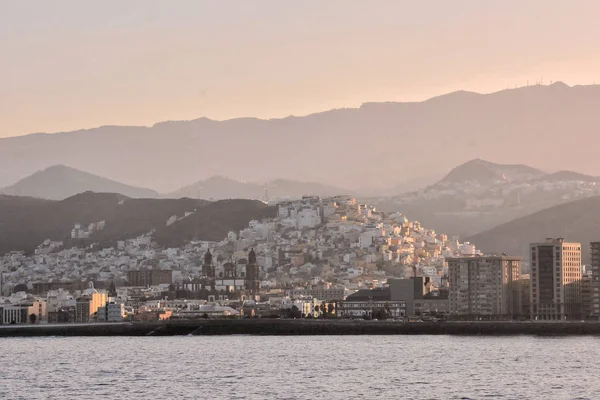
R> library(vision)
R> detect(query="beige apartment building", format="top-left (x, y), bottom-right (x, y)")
top-left (75, 291), bottom-right (108, 323)
top-left (448, 256), bottom-right (523, 319)
top-left (530, 238), bottom-right (582, 320)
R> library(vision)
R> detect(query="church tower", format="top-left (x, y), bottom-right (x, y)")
top-left (245, 248), bottom-right (260, 295)
top-left (108, 281), bottom-right (117, 298)
top-left (202, 249), bottom-right (216, 291)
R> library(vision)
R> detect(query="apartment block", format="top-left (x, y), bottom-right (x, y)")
top-left (448, 256), bottom-right (523, 319)
top-left (530, 238), bottom-right (582, 320)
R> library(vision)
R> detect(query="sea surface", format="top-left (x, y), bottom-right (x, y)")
top-left (1, 335), bottom-right (599, 399)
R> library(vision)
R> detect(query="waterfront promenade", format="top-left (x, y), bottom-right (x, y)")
top-left (3, 319), bottom-right (600, 337)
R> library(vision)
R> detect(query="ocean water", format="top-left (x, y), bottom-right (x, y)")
top-left (1, 335), bottom-right (599, 399)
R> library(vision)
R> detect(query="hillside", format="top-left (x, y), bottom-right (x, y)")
top-left (3, 82), bottom-right (600, 194)
top-left (0, 192), bottom-right (125, 255)
top-left (165, 176), bottom-right (347, 200)
top-left (533, 170), bottom-right (600, 183)
top-left (0, 165), bottom-right (159, 200)
top-left (154, 199), bottom-right (276, 247)
top-left (0, 193), bottom-right (268, 255)
top-left (368, 157), bottom-right (600, 239)
top-left (465, 196), bottom-right (600, 262)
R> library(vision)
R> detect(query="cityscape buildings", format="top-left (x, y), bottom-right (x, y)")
top-left (0, 195), bottom-right (596, 324)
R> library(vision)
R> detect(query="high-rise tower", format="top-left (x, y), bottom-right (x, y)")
top-left (245, 248), bottom-right (260, 295)
top-left (530, 238), bottom-right (582, 320)
top-left (447, 256), bottom-right (523, 319)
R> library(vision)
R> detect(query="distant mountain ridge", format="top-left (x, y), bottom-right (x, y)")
top-left (0, 165), bottom-right (159, 200)
top-left (166, 176), bottom-right (348, 200)
top-left (3, 82), bottom-right (600, 193)
top-left (0, 165), bottom-right (349, 201)
top-left (436, 159), bottom-right (600, 186)
top-left (436, 159), bottom-right (544, 186)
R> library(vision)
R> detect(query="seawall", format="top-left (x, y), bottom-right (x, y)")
top-left (3, 320), bottom-right (600, 337)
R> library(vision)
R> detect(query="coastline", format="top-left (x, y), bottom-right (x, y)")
top-left (3, 320), bottom-right (600, 337)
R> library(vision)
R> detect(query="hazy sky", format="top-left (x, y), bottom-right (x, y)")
top-left (1, 0), bottom-right (600, 137)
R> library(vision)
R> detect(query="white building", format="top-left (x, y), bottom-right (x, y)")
top-left (459, 242), bottom-right (477, 256)
top-left (322, 203), bottom-right (336, 219)
top-left (359, 229), bottom-right (384, 249)
top-left (297, 208), bottom-right (321, 229)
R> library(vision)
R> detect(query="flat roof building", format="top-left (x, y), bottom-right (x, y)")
top-left (337, 288), bottom-right (406, 319)
top-left (388, 277), bottom-right (430, 316)
top-left (530, 238), bottom-right (582, 320)
top-left (448, 255), bottom-right (523, 319)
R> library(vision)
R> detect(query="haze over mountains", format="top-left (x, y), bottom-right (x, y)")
top-left (0, 165), bottom-right (159, 200)
top-left (2, 82), bottom-right (600, 194)
top-left (371, 158), bottom-right (600, 239)
top-left (4, 82), bottom-right (600, 260)
top-left (0, 165), bottom-right (348, 201)
top-left (5, 156), bottom-right (600, 247)
top-left (436, 159), bottom-right (545, 185)
top-left (164, 176), bottom-right (348, 201)
top-left (3, 156), bottom-right (600, 261)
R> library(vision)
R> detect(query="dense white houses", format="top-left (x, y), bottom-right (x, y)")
top-left (0, 195), bottom-right (492, 323)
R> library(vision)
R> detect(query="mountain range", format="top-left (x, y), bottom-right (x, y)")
top-left (2, 158), bottom-right (600, 262)
top-left (0, 165), bottom-right (348, 201)
top-left (3, 82), bottom-right (600, 194)
top-left (164, 175), bottom-right (347, 200)
top-left (0, 165), bottom-right (159, 200)
top-left (5, 157), bottom-right (600, 251)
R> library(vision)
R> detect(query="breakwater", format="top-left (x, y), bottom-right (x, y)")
top-left (3, 319), bottom-right (600, 337)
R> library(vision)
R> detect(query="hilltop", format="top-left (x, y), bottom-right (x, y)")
top-left (436, 159), bottom-right (543, 186)
top-left (0, 165), bottom-right (159, 200)
top-left (3, 83), bottom-right (600, 193)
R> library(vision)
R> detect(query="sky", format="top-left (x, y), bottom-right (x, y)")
top-left (1, 0), bottom-right (600, 138)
